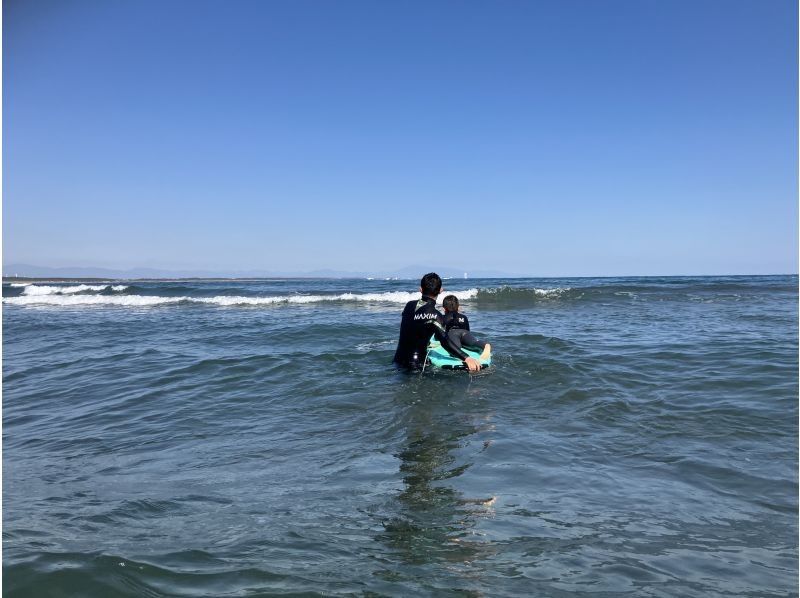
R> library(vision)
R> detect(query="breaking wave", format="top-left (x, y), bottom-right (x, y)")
top-left (20, 284), bottom-right (129, 296)
top-left (1, 285), bottom-right (598, 309)
top-left (3, 288), bottom-right (479, 308)
top-left (475, 286), bottom-right (579, 306)
top-left (7, 281), bottom-right (766, 309)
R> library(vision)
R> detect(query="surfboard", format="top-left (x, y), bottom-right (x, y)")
top-left (427, 339), bottom-right (491, 370)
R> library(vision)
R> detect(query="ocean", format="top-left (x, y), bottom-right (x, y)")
top-left (2, 275), bottom-right (798, 597)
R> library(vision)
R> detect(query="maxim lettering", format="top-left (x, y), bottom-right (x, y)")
top-left (413, 313), bottom-right (438, 321)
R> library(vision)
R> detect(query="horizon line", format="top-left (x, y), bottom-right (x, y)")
top-left (3, 273), bottom-right (797, 282)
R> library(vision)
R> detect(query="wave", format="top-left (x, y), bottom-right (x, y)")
top-left (20, 284), bottom-right (129, 296)
top-left (5, 281), bottom-right (782, 309)
top-left (3, 288), bottom-right (479, 308)
top-left (480, 286), bottom-right (573, 298)
top-left (6, 295), bottom-right (184, 307)
top-left (475, 286), bottom-right (579, 306)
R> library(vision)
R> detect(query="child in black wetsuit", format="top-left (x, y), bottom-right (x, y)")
top-left (441, 295), bottom-right (492, 360)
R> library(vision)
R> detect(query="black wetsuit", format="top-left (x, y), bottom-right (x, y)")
top-left (443, 311), bottom-right (487, 351)
top-left (393, 296), bottom-right (469, 369)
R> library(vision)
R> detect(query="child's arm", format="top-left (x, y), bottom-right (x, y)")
top-left (431, 316), bottom-right (481, 371)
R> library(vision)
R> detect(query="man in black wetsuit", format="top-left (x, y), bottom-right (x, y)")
top-left (393, 272), bottom-right (482, 372)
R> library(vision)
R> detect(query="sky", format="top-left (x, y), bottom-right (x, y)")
top-left (4, 0), bottom-right (798, 276)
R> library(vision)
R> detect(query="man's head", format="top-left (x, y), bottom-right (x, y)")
top-left (420, 272), bottom-right (442, 298)
top-left (442, 295), bottom-right (459, 313)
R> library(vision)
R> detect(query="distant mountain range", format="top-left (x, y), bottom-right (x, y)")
top-left (2, 263), bottom-right (520, 280)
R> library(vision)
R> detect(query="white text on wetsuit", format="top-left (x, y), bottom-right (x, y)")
top-left (413, 312), bottom-right (437, 321)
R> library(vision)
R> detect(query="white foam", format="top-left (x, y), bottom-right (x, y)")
top-left (187, 288), bottom-right (479, 307)
top-left (195, 296), bottom-right (286, 306)
top-left (203, 287), bottom-right (476, 306)
top-left (22, 284), bottom-right (104, 296)
top-left (5, 294), bottom-right (184, 307)
top-left (20, 284), bottom-right (128, 296)
top-left (533, 287), bottom-right (571, 297)
top-left (4, 288), bottom-right (479, 308)
top-left (480, 286), bottom-right (572, 298)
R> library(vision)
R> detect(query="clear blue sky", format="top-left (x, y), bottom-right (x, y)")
top-left (4, 0), bottom-right (797, 276)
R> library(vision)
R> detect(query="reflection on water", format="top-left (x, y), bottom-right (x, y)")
top-left (381, 376), bottom-right (498, 582)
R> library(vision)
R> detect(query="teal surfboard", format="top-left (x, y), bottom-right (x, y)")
top-left (427, 338), bottom-right (491, 370)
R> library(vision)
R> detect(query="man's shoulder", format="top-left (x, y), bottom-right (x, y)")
top-left (402, 299), bottom-right (421, 315)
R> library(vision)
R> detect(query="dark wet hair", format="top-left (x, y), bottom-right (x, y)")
top-left (442, 295), bottom-right (459, 312)
top-left (420, 272), bottom-right (442, 297)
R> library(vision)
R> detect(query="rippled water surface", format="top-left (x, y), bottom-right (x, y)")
top-left (3, 276), bottom-right (798, 597)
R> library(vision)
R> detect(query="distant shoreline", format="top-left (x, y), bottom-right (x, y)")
top-left (3, 274), bottom-right (797, 284)
top-left (2, 276), bottom-right (402, 283)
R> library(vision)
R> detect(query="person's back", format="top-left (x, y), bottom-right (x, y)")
top-left (393, 273), bottom-right (482, 371)
top-left (441, 295), bottom-right (491, 360)
top-left (442, 307), bottom-right (470, 332)
top-left (393, 295), bottom-right (442, 368)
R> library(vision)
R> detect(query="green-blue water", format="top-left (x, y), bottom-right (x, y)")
top-left (3, 275), bottom-right (798, 597)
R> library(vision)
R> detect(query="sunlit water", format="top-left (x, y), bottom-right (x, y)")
top-left (3, 276), bottom-right (797, 597)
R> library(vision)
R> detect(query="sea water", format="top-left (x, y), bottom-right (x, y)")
top-left (3, 276), bottom-right (797, 597)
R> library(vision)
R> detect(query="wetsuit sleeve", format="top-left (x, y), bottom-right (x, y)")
top-left (464, 314), bottom-right (470, 331)
top-left (431, 315), bottom-right (469, 360)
